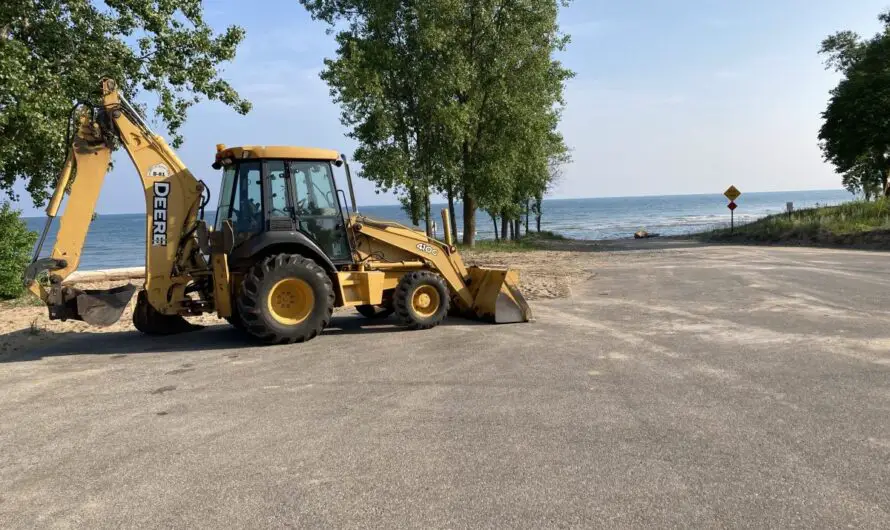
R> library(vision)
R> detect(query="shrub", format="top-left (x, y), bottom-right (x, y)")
top-left (701, 199), bottom-right (890, 243)
top-left (0, 202), bottom-right (37, 299)
top-left (523, 230), bottom-right (567, 241)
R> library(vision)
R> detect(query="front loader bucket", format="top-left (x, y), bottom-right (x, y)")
top-left (466, 267), bottom-right (533, 323)
top-left (72, 284), bottom-right (138, 326)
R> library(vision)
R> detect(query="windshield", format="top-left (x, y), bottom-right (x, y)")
top-left (291, 162), bottom-right (338, 216)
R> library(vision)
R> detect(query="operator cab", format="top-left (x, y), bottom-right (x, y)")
top-left (212, 145), bottom-right (354, 264)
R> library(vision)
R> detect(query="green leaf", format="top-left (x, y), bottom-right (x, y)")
top-left (300, 0), bottom-right (574, 244)
top-left (819, 8), bottom-right (890, 198)
top-left (0, 0), bottom-right (250, 205)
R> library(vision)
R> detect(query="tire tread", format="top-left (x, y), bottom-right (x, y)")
top-left (393, 271), bottom-right (449, 330)
top-left (236, 254), bottom-right (334, 344)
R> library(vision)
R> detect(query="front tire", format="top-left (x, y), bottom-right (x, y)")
top-left (236, 254), bottom-right (334, 344)
top-left (393, 271), bottom-right (449, 330)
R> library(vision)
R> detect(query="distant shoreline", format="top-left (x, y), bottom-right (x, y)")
top-left (23, 191), bottom-right (857, 270)
top-left (20, 189), bottom-right (852, 219)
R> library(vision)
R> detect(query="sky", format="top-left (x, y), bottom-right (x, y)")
top-left (13, 0), bottom-right (890, 216)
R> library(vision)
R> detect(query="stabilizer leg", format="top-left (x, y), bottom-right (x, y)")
top-left (132, 290), bottom-right (201, 335)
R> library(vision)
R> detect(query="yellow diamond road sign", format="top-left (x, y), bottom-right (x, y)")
top-left (724, 185), bottom-right (741, 202)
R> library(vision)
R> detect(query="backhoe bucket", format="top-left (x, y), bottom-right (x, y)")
top-left (71, 284), bottom-right (138, 326)
top-left (466, 267), bottom-right (533, 323)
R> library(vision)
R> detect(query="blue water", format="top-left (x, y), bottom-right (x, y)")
top-left (25, 189), bottom-right (852, 270)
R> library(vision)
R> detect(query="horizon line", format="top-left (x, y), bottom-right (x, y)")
top-left (22, 187), bottom-right (851, 218)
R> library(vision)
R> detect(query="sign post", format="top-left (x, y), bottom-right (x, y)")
top-left (724, 186), bottom-right (741, 234)
top-left (728, 201), bottom-right (738, 233)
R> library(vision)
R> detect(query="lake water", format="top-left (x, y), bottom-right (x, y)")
top-left (25, 189), bottom-right (852, 270)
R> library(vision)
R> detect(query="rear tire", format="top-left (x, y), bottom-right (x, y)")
top-left (356, 304), bottom-right (394, 319)
top-left (236, 254), bottom-right (334, 344)
top-left (132, 290), bottom-right (200, 335)
top-left (393, 271), bottom-right (449, 330)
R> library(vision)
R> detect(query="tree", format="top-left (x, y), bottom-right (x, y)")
top-left (0, 202), bottom-right (36, 299)
top-left (305, 1), bottom-right (455, 236)
top-left (841, 155), bottom-right (884, 200)
top-left (819, 11), bottom-right (890, 197)
top-left (445, 0), bottom-right (573, 245)
top-left (301, 0), bottom-right (572, 245)
top-left (0, 1), bottom-right (251, 205)
top-left (533, 146), bottom-right (570, 233)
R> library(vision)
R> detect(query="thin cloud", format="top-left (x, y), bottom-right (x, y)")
top-left (229, 65), bottom-right (328, 110)
top-left (561, 19), bottom-right (610, 39)
top-left (714, 70), bottom-right (743, 79)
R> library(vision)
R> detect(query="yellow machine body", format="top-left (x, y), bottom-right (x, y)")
top-left (24, 78), bottom-right (531, 339)
top-left (345, 213), bottom-right (532, 324)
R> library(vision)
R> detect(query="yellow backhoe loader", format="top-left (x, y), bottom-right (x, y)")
top-left (23, 79), bottom-right (531, 344)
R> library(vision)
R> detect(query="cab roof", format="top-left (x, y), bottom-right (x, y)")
top-left (215, 145), bottom-right (341, 163)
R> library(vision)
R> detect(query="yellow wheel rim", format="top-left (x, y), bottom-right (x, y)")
top-left (411, 285), bottom-right (441, 318)
top-left (267, 278), bottom-right (314, 326)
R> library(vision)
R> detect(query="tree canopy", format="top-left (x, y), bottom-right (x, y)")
top-left (300, 0), bottom-right (573, 244)
top-left (819, 10), bottom-right (890, 198)
top-left (0, 0), bottom-right (251, 205)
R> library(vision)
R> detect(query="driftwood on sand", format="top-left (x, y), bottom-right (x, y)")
top-left (63, 267), bottom-right (145, 285)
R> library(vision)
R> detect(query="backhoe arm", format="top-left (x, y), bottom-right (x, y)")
top-left (25, 119), bottom-right (112, 300)
top-left (24, 79), bottom-right (206, 326)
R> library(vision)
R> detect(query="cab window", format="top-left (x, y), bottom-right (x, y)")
top-left (290, 162), bottom-right (338, 216)
top-left (216, 161), bottom-right (263, 237)
top-left (267, 160), bottom-right (289, 217)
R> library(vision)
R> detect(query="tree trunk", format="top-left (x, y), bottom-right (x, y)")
top-left (535, 196), bottom-right (543, 233)
top-left (508, 218), bottom-right (515, 240)
top-left (462, 191), bottom-right (476, 247)
top-left (883, 169), bottom-right (890, 198)
top-left (525, 199), bottom-right (530, 235)
top-left (447, 185), bottom-right (458, 242)
top-left (408, 185), bottom-right (421, 226)
top-left (460, 139), bottom-right (477, 246)
top-left (500, 214), bottom-right (508, 241)
top-left (491, 213), bottom-right (499, 242)
top-left (424, 190), bottom-right (432, 237)
top-left (513, 218), bottom-right (520, 241)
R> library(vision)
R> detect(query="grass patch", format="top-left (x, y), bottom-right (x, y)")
top-left (463, 239), bottom-right (542, 252)
top-left (460, 230), bottom-right (569, 252)
top-left (28, 317), bottom-right (43, 336)
top-left (522, 230), bottom-right (568, 241)
top-left (0, 291), bottom-right (44, 310)
top-left (699, 199), bottom-right (890, 247)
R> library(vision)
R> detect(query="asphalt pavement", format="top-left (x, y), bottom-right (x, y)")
top-left (1, 245), bottom-right (888, 528)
